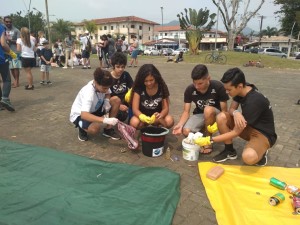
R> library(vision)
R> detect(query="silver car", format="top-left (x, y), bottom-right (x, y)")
top-left (258, 48), bottom-right (287, 58)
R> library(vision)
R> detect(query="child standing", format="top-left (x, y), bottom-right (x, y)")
top-left (40, 40), bottom-right (53, 85)
top-left (129, 64), bottom-right (174, 129)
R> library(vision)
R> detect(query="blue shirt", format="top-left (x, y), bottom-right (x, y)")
top-left (0, 24), bottom-right (6, 65)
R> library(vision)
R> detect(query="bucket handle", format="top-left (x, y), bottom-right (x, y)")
top-left (143, 127), bottom-right (169, 136)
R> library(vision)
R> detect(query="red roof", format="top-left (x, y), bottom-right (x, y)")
top-left (154, 25), bottom-right (226, 35)
top-left (75, 16), bottom-right (159, 25)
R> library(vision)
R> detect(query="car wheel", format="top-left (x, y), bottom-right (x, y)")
top-left (282, 55), bottom-right (287, 58)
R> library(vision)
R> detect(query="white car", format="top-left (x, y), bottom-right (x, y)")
top-left (172, 48), bottom-right (189, 56)
top-left (144, 47), bottom-right (160, 56)
top-left (258, 48), bottom-right (287, 58)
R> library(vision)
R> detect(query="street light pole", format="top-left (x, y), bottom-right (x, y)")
top-left (287, 21), bottom-right (296, 57)
top-left (214, 0), bottom-right (220, 51)
top-left (45, 0), bottom-right (51, 45)
top-left (28, 0), bottom-right (32, 31)
top-left (161, 7), bottom-right (163, 40)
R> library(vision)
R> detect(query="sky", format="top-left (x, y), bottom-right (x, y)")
top-left (1, 0), bottom-right (281, 32)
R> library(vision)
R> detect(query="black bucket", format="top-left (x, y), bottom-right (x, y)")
top-left (141, 126), bottom-right (169, 157)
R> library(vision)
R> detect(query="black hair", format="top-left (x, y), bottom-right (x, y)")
top-left (221, 67), bottom-right (246, 87)
top-left (130, 64), bottom-right (170, 104)
top-left (93, 68), bottom-right (113, 86)
top-left (121, 36), bottom-right (125, 40)
top-left (107, 34), bottom-right (112, 38)
top-left (191, 64), bottom-right (209, 80)
top-left (102, 34), bottom-right (108, 40)
top-left (111, 52), bottom-right (127, 67)
top-left (3, 16), bottom-right (12, 22)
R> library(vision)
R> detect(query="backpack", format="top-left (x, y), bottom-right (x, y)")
top-left (86, 37), bottom-right (92, 52)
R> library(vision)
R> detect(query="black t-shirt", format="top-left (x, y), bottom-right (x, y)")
top-left (233, 84), bottom-right (277, 146)
top-left (110, 71), bottom-right (133, 102)
top-left (40, 48), bottom-right (53, 65)
top-left (135, 86), bottom-right (163, 116)
top-left (184, 80), bottom-right (229, 114)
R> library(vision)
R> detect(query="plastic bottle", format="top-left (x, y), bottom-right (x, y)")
top-left (165, 147), bottom-right (171, 160)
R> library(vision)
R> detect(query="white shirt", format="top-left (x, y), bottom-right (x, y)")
top-left (16, 38), bottom-right (35, 58)
top-left (80, 35), bottom-right (89, 50)
top-left (70, 80), bottom-right (111, 122)
top-left (121, 40), bottom-right (128, 52)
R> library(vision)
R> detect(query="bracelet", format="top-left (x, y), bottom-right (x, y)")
top-left (233, 110), bottom-right (239, 116)
top-left (210, 136), bottom-right (214, 144)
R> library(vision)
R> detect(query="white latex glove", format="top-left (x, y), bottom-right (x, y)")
top-left (103, 117), bottom-right (118, 126)
top-left (102, 98), bottom-right (111, 113)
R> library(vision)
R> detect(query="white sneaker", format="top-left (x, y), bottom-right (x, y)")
top-left (62, 66), bottom-right (68, 69)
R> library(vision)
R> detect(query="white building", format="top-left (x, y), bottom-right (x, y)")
top-left (73, 16), bottom-right (159, 45)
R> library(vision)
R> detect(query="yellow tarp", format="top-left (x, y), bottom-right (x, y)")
top-left (198, 162), bottom-right (300, 225)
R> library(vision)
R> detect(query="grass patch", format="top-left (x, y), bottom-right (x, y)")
top-left (90, 51), bottom-right (300, 69)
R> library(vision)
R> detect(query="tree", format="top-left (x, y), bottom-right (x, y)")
top-left (212, 0), bottom-right (265, 50)
top-left (177, 8), bottom-right (216, 54)
top-left (51, 19), bottom-right (74, 41)
top-left (274, 0), bottom-right (300, 37)
top-left (6, 11), bottom-right (46, 35)
top-left (83, 20), bottom-right (97, 35)
top-left (261, 26), bottom-right (278, 38)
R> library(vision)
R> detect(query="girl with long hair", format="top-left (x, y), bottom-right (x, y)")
top-left (129, 64), bottom-right (174, 129)
top-left (17, 27), bottom-right (36, 90)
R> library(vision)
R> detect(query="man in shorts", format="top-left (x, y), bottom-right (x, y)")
top-left (63, 33), bottom-right (75, 69)
top-left (172, 64), bottom-right (229, 154)
top-left (195, 67), bottom-right (277, 166)
top-left (80, 31), bottom-right (91, 69)
top-left (3, 16), bottom-right (21, 88)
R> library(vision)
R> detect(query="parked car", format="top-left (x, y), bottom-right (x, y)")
top-left (294, 51), bottom-right (300, 57)
top-left (296, 54), bottom-right (300, 60)
top-left (244, 48), bottom-right (259, 54)
top-left (258, 48), bottom-right (287, 58)
top-left (172, 48), bottom-right (189, 56)
top-left (144, 47), bottom-right (160, 56)
top-left (161, 48), bottom-right (174, 56)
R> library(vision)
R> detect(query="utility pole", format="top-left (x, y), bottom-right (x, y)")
top-left (214, 0), bottom-right (220, 51)
top-left (45, 0), bottom-right (51, 45)
top-left (287, 21), bottom-right (296, 57)
top-left (28, 0), bottom-right (32, 31)
top-left (258, 15), bottom-right (265, 47)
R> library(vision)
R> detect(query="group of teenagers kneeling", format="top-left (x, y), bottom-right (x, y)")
top-left (70, 52), bottom-right (277, 166)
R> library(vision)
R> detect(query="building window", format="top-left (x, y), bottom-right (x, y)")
top-left (160, 33), bottom-right (162, 36)
top-left (164, 33), bottom-right (167, 36)
top-left (111, 26), bottom-right (114, 30)
top-left (149, 27), bottom-right (151, 31)
top-left (131, 25), bottom-right (135, 28)
top-left (148, 36), bottom-right (150, 40)
top-left (170, 33), bottom-right (173, 36)
top-left (104, 26), bottom-right (107, 30)
top-left (99, 26), bottom-right (102, 30)
top-left (139, 25), bottom-right (142, 30)
top-left (123, 25), bottom-right (125, 28)
top-left (139, 35), bottom-right (142, 40)
top-left (95, 34), bottom-right (98, 40)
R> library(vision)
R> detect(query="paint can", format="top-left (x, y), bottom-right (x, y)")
top-left (292, 196), bottom-right (300, 214)
top-left (269, 177), bottom-right (287, 190)
top-left (286, 185), bottom-right (300, 196)
top-left (269, 193), bottom-right (285, 206)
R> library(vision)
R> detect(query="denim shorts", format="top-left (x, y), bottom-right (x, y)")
top-left (40, 64), bottom-right (51, 72)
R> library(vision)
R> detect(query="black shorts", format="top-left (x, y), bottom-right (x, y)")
top-left (21, 57), bottom-right (36, 68)
top-left (82, 50), bottom-right (90, 59)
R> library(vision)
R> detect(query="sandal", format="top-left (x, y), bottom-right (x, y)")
top-left (200, 145), bottom-right (213, 154)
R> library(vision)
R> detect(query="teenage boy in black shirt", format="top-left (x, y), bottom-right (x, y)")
top-left (195, 67), bottom-right (277, 166)
top-left (172, 64), bottom-right (229, 154)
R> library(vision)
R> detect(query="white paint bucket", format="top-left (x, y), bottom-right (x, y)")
top-left (182, 139), bottom-right (201, 161)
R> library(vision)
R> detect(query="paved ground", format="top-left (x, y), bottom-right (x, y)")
top-left (1, 57), bottom-right (300, 225)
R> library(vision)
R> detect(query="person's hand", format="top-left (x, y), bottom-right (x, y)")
top-left (119, 104), bottom-right (128, 111)
top-left (124, 88), bottom-right (132, 103)
top-left (8, 50), bottom-right (17, 59)
top-left (154, 112), bottom-right (162, 119)
top-left (207, 122), bottom-right (218, 134)
top-left (172, 124), bottom-right (183, 135)
top-left (148, 114), bottom-right (156, 124)
top-left (139, 114), bottom-right (151, 123)
top-left (103, 99), bottom-right (111, 113)
top-left (103, 117), bottom-right (118, 126)
top-left (233, 111), bottom-right (247, 130)
top-left (194, 136), bottom-right (211, 147)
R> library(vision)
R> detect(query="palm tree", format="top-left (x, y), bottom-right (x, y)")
top-left (83, 20), bottom-right (97, 35)
top-left (262, 26), bottom-right (278, 38)
top-left (51, 19), bottom-right (74, 40)
top-left (177, 8), bottom-right (216, 54)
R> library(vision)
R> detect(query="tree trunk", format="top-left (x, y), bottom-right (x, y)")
top-left (227, 29), bottom-right (236, 50)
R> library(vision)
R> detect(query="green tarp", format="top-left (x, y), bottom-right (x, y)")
top-left (0, 140), bottom-right (180, 225)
